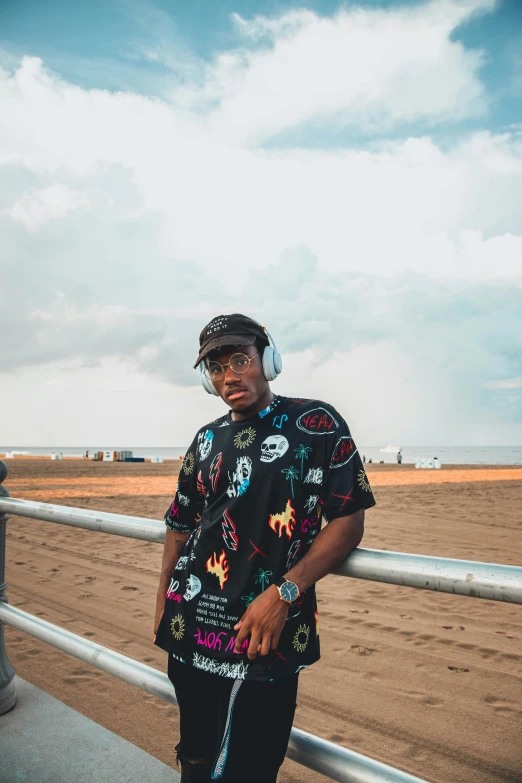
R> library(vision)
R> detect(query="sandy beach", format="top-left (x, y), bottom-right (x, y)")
top-left (3, 457), bottom-right (522, 783)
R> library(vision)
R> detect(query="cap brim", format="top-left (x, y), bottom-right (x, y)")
top-left (194, 334), bottom-right (257, 368)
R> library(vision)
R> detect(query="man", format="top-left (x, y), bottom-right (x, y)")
top-left (154, 314), bottom-right (375, 783)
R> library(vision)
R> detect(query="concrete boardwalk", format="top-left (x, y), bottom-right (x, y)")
top-left (0, 676), bottom-right (180, 782)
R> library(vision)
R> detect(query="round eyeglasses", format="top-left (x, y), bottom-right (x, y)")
top-left (204, 352), bottom-right (260, 382)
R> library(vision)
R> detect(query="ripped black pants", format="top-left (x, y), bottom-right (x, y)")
top-left (167, 655), bottom-right (299, 783)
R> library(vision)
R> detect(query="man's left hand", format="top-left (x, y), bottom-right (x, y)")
top-left (234, 586), bottom-right (289, 659)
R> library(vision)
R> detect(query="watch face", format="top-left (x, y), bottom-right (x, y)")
top-left (280, 581), bottom-right (299, 603)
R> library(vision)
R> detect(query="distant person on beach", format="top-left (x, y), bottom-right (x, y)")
top-left (397, 449), bottom-right (402, 465)
top-left (154, 314), bottom-right (375, 783)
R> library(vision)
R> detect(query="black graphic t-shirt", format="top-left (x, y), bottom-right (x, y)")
top-left (155, 396), bottom-right (376, 681)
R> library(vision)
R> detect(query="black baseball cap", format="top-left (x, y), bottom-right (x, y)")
top-left (194, 314), bottom-right (269, 368)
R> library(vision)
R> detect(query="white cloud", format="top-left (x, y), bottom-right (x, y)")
top-left (483, 378), bottom-right (522, 389)
top-left (1, 0), bottom-right (521, 445)
top-left (8, 184), bottom-right (89, 230)
top-left (2, 53), bottom-right (521, 280)
top-left (0, 359), bottom-right (224, 447)
top-left (203, 0), bottom-right (494, 145)
top-left (2, 245), bottom-right (520, 444)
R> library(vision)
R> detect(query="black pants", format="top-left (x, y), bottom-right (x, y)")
top-left (167, 655), bottom-right (299, 783)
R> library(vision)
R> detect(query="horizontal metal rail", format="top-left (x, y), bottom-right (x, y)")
top-left (333, 550), bottom-right (522, 604)
top-left (1, 603), bottom-right (428, 783)
top-left (2, 496), bottom-right (522, 604)
top-left (0, 497), bottom-right (164, 543)
top-left (1, 604), bottom-right (175, 705)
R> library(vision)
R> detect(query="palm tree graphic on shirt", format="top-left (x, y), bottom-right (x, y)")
top-left (254, 568), bottom-right (273, 592)
top-left (294, 444), bottom-right (312, 478)
top-left (281, 465), bottom-right (299, 498)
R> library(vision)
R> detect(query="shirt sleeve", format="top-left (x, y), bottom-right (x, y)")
top-left (164, 434), bottom-right (204, 534)
top-left (320, 415), bottom-right (376, 523)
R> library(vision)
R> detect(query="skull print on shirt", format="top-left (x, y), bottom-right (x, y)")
top-left (260, 435), bottom-right (289, 462)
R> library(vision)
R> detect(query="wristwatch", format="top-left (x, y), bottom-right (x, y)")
top-left (276, 577), bottom-right (300, 604)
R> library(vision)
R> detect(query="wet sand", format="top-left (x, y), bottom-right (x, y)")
top-left (3, 458), bottom-right (522, 783)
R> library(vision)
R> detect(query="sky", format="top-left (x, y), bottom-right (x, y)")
top-left (1, 0), bottom-right (521, 447)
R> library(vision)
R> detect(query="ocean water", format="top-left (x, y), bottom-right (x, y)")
top-left (358, 446), bottom-right (522, 466)
top-left (1, 445), bottom-right (521, 465)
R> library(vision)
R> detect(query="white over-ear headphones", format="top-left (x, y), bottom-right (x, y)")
top-left (199, 320), bottom-right (282, 396)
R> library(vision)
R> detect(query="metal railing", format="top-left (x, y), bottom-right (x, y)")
top-left (1, 461), bottom-right (521, 783)
top-left (2, 495), bottom-right (520, 603)
top-left (0, 461), bottom-right (15, 715)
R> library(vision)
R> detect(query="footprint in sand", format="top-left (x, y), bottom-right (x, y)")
top-left (83, 631), bottom-right (95, 637)
top-left (400, 614), bottom-right (414, 620)
top-left (448, 666), bottom-right (469, 673)
top-left (350, 609), bottom-right (369, 614)
top-left (405, 690), bottom-right (444, 707)
top-left (11, 635), bottom-right (25, 645)
top-left (14, 561), bottom-right (26, 565)
top-left (350, 645), bottom-right (375, 656)
top-left (443, 625), bottom-right (465, 630)
top-left (63, 669), bottom-right (102, 684)
top-left (78, 592), bottom-right (92, 599)
top-left (121, 585), bottom-right (138, 591)
top-left (404, 747), bottom-right (429, 762)
top-left (85, 576), bottom-right (96, 583)
top-left (483, 696), bottom-right (521, 717)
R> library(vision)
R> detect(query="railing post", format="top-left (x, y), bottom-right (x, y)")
top-left (0, 459), bottom-right (16, 714)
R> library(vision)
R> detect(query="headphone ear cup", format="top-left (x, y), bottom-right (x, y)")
top-left (199, 365), bottom-right (219, 396)
top-left (262, 345), bottom-right (282, 381)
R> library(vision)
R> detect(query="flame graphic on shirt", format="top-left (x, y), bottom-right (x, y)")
top-left (268, 499), bottom-right (296, 541)
top-left (206, 549), bottom-right (229, 589)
